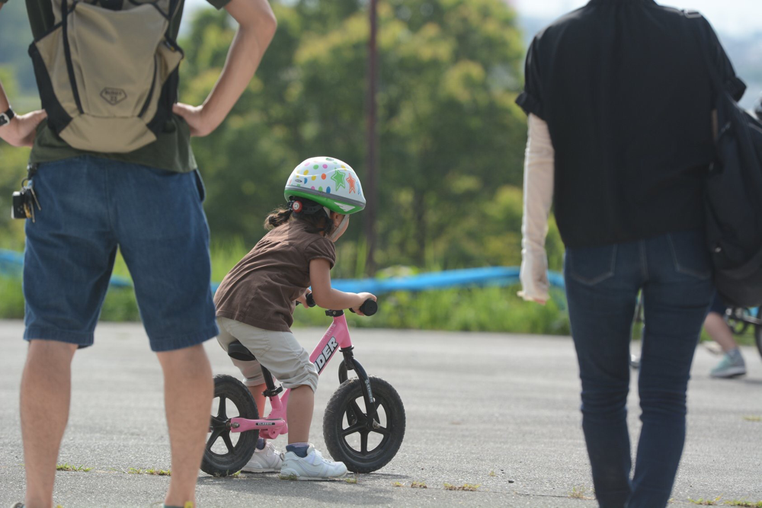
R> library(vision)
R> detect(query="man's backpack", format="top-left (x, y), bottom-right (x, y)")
top-left (29, 0), bottom-right (183, 153)
top-left (688, 12), bottom-right (762, 307)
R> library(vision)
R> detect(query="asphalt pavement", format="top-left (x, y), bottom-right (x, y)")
top-left (1, 320), bottom-right (760, 507)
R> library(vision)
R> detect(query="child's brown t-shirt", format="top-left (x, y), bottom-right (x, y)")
top-left (214, 220), bottom-right (336, 332)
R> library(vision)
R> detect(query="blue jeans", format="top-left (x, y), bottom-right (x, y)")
top-left (23, 156), bottom-right (218, 351)
top-left (564, 230), bottom-right (714, 508)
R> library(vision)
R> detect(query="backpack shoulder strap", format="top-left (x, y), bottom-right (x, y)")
top-left (682, 10), bottom-right (724, 93)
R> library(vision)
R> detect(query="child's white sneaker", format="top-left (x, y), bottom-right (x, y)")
top-left (279, 444), bottom-right (347, 480)
top-left (242, 441), bottom-right (283, 473)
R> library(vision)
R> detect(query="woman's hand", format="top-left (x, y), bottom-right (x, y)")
top-left (518, 249), bottom-right (549, 305)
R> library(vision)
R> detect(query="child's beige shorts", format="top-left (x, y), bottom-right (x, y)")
top-left (216, 317), bottom-right (318, 393)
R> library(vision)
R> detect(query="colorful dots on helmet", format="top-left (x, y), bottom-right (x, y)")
top-left (311, 176), bottom-right (316, 181)
top-left (303, 170), bottom-right (309, 175)
top-left (326, 187), bottom-right (331, 193)
top-left (323, 164), bottom-right (328, 168)
top-left (326, 157), bottom-right (334, 161)
top-left (321, 174), bottom-right (326, 179)
top-left (319, 186), bottom-right (323, 191)
top-left (311, 186), bottom-right (316, 189)
top-left (313, 164), bottom-right (319, 169)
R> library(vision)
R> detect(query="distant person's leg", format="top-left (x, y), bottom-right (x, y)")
top-left (564, 242), bottom-right (642, 508)
top-left (630, 231), bottom-right (714, 508)
top-left (704, 295), bottom-right (746, 378)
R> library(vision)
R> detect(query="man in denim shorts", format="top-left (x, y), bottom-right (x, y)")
top-left (0, 0), bottom-right (277, 506)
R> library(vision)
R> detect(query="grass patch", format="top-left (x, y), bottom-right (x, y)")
top-left (742, 416), bottom-right (761, 422)
top-left (689, 497), bottom-right (723, 506)
top-left (344, 476), bottom-right (358, 484)
top-left (723, 501), bottom-right (762, 507)
top-left (127, 467), bottom-right (171, 476)
top-left (392, 481), bottom-right (404, 487)
top-left (443, 483), bottom-right (479, 491)
top-left (410, 481), bottom-right (427, 489)
top-left (569, 486), bottom-right (591, 499)
top-left (56, 463), bottom-right (92, 472)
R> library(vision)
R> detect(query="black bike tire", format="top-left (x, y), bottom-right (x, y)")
top-left (323, 376), bottom-right (405, 474)
top-left (200, 374), bottom-right (259, 477)
top-left (755, 307), bottom-right (762, 360)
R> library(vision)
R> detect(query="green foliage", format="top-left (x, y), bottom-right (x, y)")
top-left (178, 0), bottom-right (538, 272)
top-left (0, 0), bottom-right (573, 334)
top-left (0, 276), bottom-right (25, 319)
top-left (292, 284), bottom-right (570, 335)
top-left (0, 69), bottom-right (32, 250)
top-left (0, 1), bottom-right (36, 93)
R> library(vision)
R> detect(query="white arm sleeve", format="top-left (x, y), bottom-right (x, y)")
top-left (518, 114), bottom-right (555, 302)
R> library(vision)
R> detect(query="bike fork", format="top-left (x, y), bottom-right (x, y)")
top-left (338, 347), bottom-right (380, 428)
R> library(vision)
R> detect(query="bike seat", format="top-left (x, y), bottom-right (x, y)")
top-left (227, 340), bottom-right (257, 362)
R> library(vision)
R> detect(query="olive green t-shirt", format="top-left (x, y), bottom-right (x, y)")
top-left (214, 220), bottom-right (337, 332)
top-left (2, 0), bottom-right (231, 173)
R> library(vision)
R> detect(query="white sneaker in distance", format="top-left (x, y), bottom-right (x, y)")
top-left (242, 441), bottom-right (283, 473)
top-left (279, 444), bottom-right (348, 480)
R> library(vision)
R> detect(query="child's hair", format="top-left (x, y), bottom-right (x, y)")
top-left (264, 197), bottom-right (337, 236)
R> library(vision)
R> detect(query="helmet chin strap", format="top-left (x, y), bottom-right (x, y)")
top-left (324, 207), bottom-right (349, 241)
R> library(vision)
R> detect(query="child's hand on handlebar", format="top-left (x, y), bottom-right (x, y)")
top-left (295, 289), bottom-right (311, 307)
top-left (351, 292), bottom-right (377, 316)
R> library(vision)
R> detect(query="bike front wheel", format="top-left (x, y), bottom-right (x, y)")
top-left (200, 374), bottom-right (259, 477)
top-left (323, 376), bottom-right (405, 473)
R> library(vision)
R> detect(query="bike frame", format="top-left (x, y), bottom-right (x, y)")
top-left (228, 310), bottom-right (377, 440)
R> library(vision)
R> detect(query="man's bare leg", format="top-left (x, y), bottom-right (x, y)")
top-left (21, 340), bottom-right (78, 508)
top-left (157, 344), bottom-right (213, 507)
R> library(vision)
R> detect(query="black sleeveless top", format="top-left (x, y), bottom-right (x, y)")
top-left (517, 0), bottom-right (745, 248)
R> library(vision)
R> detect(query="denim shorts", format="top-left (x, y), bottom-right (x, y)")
top-left (23, 156), bottom-right (218, 352)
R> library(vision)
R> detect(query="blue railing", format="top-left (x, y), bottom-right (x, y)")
top-left (0, 249), bottom-right (566, 294)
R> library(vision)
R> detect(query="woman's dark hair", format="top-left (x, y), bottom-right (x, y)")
top-left (264, 197), bottom-right (336, 236)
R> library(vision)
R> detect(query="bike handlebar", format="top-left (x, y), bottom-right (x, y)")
top-left (300, 293), bottom-right (377, 316)
top-left (355, 299), bottom-right (378, 316)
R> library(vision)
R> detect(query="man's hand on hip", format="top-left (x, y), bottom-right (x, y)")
top-left (0, 110), bottom-right (47, 147)
top-left (173, 103), bottom-right (215, 137)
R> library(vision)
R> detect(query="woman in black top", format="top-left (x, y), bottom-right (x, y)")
top-left (517, 2), bottom-right (744, 507)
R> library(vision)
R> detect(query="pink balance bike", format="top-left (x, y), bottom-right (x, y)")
top-left (200, 297), bottom-right (406, 476)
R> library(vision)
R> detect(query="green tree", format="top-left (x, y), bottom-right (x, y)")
top-left (178, 0), bottom-right (551, 274)
top-left (0, 0), bottom-right (36, 92)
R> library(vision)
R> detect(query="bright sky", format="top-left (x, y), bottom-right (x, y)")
top-left (513, 0), bottom-right (762, 36)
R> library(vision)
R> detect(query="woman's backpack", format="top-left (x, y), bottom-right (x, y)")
top-left (688, 11), bottom-right (762, 307)
top-left (29, 0), bottom-right (184, 153)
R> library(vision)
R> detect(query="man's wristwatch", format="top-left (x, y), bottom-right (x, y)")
top-left (0, 107), bottom-right (16, 127)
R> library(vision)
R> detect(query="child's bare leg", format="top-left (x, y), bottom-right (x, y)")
top-left (286, 385), bottom-right (314, 443)
top-left (247, 384), bottom-right (267, 418)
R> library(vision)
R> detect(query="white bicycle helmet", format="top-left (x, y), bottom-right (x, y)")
top-left (284, 156), bottom-right (366, 214)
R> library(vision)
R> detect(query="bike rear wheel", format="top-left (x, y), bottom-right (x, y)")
top-left (200, 374), bottom-right (259, 477)
top-left (323, 376), bottom-right (405, 473)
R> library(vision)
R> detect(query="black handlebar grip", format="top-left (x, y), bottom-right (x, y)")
top-left (305, 293), bottom-right (316, 307)
top-left (358, 299), bottom-right (378, 316)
